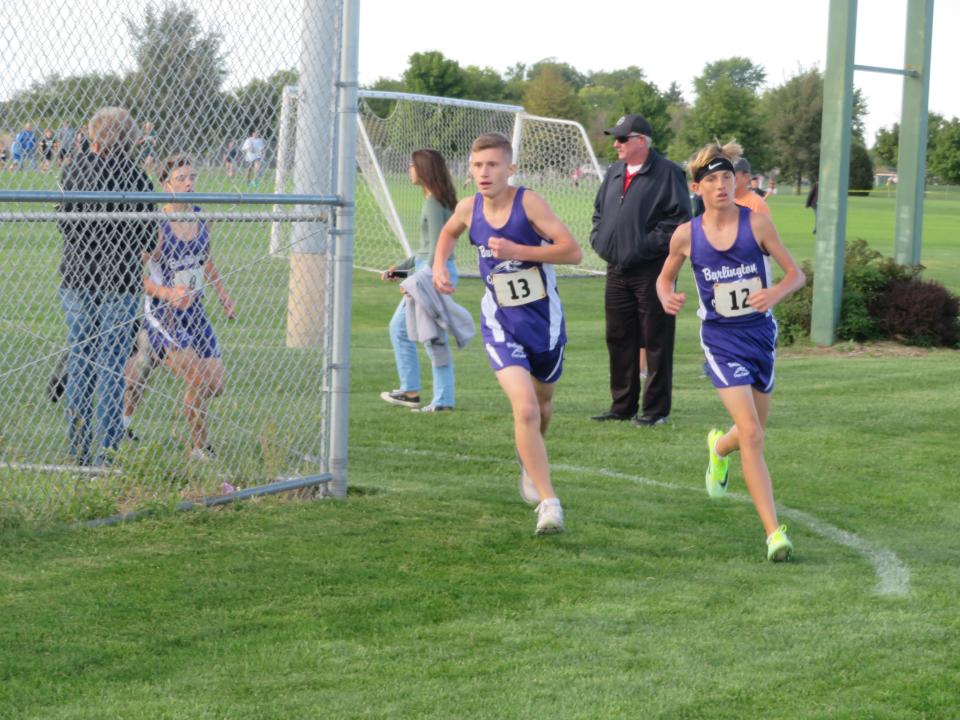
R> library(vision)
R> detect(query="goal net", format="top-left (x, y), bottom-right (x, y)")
top-left (273, 89), bottom-right (607, 275)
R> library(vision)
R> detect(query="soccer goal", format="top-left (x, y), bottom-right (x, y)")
top-left (272, 88), bottom-right (608, 275)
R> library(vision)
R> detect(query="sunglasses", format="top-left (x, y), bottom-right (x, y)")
top-left (614, 134), bottom-right (643, 144)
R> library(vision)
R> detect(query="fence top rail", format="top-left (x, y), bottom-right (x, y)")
top-left (0, 190), bottom-right (346, 207)
top-left (0, 210), bottom-right (330, 223)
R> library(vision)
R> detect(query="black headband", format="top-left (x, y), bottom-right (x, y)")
top-left (693, 156), bottom-right (735, 183)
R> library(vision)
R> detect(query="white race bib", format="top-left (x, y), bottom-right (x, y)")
top-left (713, 277), bottom-right (762, 318)
top-left (174, 267), bottom-right (204, 292)
top-left (491, 267), bottom-right (546, 307)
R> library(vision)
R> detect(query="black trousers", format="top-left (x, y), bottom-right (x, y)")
top-left (604, 261), bottom-right (675, 418)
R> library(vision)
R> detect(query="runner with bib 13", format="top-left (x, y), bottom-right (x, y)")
top-left (433, 132), bottom-right (582, 536)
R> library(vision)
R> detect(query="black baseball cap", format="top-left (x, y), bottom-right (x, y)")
top-left (604, 114), bottom-right (653, 138)
top-left (734, 157), bottom-right (751, 174)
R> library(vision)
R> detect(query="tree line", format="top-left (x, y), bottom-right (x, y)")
top-left (370, 50), bottom-right (960, 190)
top-left (2, 2), bottom-right (957, 189)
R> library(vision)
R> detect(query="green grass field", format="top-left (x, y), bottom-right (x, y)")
top-left (1, 179), bottom-right (959, 718)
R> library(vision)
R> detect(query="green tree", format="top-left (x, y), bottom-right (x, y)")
top-left (761, 68), bottom-right (869, 192)
top-left (698, 57), bottom-right (766, 92)
top-left (361, 76), bottom-right (408, 118)
top-left (619, 79), bottom-right (673, 151)
top-left (586, 78), bottom-right (672, 162)
top-left (873, 124), bottom-right (899, 167)
top-left (502, 63), bottom-right (528, 104)
top-left (578, 85), bottom-right (621, 154)
top-left (125, 2), bottom-right (228, 157)
top-left (663, 81), bottom-right (686, 107)
top-left (229, 69), bottom-right (298, 150)
top-left (462, 65), bottom-right (506, 102)
top-left (522, 65), bottom-right (582, 121)
top-left (587, 66), bottom-right (648, 93)
top-left (928, 116), bottom-right (960, 184)
top-left (673, 59), bottom-right (769, 169)
top-left (850, 90), bottom-right (869, 143)
top-left (402, 51), bottom-right (467, 98)
top-left (663, 81), bottom-right (689, 148)
top-left (871, 113), bottom-right (947, 178)
top-left (528, 60), bottom-right (587, 91)
top-left (849, 140), bottom-right (874, 194)
top-left (762, 69), bottom-right (823, 191)
top-left (1, 73), bottom-right (130, 131)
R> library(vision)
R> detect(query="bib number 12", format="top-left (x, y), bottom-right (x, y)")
top-left (713, 277), bottom-right (762, 318)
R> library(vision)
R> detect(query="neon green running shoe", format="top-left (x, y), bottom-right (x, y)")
top-left (766, 525), bottom-right (794, 562)
top-left (705, 428), bottom-right (729, 498)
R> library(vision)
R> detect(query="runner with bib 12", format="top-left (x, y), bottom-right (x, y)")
top-left (656, 140), bottom-right (805, 562)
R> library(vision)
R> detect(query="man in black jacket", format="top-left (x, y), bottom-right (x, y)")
top-left (58, 107), bottom-right (156, 464)
top-left (589, 114), bottom-right (690, 425)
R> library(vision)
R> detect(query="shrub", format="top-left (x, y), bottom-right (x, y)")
top-left (776, 238), bottom-right (957, 347)
top-left (836, 283), bottom-right (879, 341)
top-left (775, 261), bottom-right (813, 345)
top-left (870, 279), bottom-right (960, 347)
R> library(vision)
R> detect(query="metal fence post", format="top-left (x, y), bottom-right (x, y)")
top-left (328, 0), bottom-right (360, 498)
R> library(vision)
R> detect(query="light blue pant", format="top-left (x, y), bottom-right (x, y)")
top-left (388, 260), bottom-right (459, 407)
top-left (60, 288), bottom-right (138, 465)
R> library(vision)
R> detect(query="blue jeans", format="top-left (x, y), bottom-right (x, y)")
top-left (388, 260), bottom-right (459, 407)
top-left (59, 288), bottom-right (139, 465)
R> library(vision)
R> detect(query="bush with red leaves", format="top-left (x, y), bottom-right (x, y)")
top-left (869, 279), bottom-right (960, 348)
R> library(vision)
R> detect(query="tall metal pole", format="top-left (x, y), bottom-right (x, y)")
top-left (286, 0), bottom-right (338, 349)
top-left (327, 0), bottom-right (360, 497)
top-left (894, 0), bottom-right (934, 267)
top-left (811, 0), bottom-right (857, 346)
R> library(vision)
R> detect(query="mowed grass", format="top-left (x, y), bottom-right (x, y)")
top-left (1, 179), bottom-right (958, 717)
top-left (2, 277), bottom-right (960, 715)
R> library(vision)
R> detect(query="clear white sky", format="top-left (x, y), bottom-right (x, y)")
top-left (358, 0), bottom-right (959, 145)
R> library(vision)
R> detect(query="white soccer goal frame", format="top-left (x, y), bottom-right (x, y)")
top-left (272, 88), bottom-right (606, 272)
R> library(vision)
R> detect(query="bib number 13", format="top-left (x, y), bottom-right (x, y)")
top-left (492, 267), bottom-right (546, 307)
top-left (713, 277), bottom-right (762, 318)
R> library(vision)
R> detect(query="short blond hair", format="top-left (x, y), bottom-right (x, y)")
top-left (88, 107), bottom-right (140, 157)
top-left (471, 132), bottom-right (513, 159)
top-left (688, 140), bottom-right (743, 180)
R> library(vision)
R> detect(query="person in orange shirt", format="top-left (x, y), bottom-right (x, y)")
top-left (733, 157), bottom-right (770, 216)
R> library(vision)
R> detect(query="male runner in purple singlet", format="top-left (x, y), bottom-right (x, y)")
top-left (657, 140), bottom-right (805, 561)
top-left (433, 133), bottom-right (582, 535)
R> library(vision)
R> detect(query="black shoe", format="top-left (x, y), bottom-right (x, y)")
top-left (47, 352), bottom-right (69, 403)
top-left (590, 410), bottom-right (634, 422)
top-left (632, 414), bottom-right (669, 427)
top-left (380, 389), bottom-right (421, 408)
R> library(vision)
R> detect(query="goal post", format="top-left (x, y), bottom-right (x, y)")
top-left (273, 90), bottom-right (609, 275)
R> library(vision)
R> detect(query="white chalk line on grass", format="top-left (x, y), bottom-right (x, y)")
top-left (370, 446), bottom-right (911, 598)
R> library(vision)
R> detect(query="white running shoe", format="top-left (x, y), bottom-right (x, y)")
top-left (535, 498), bottom-right (564, 535)
top-left (515, 449), bottom-right (541, 506)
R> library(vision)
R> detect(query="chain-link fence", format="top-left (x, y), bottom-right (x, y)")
top-left (271, 89), bottom-right (608, 276)
top-left (1, 0), bottom-right (355, 529)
